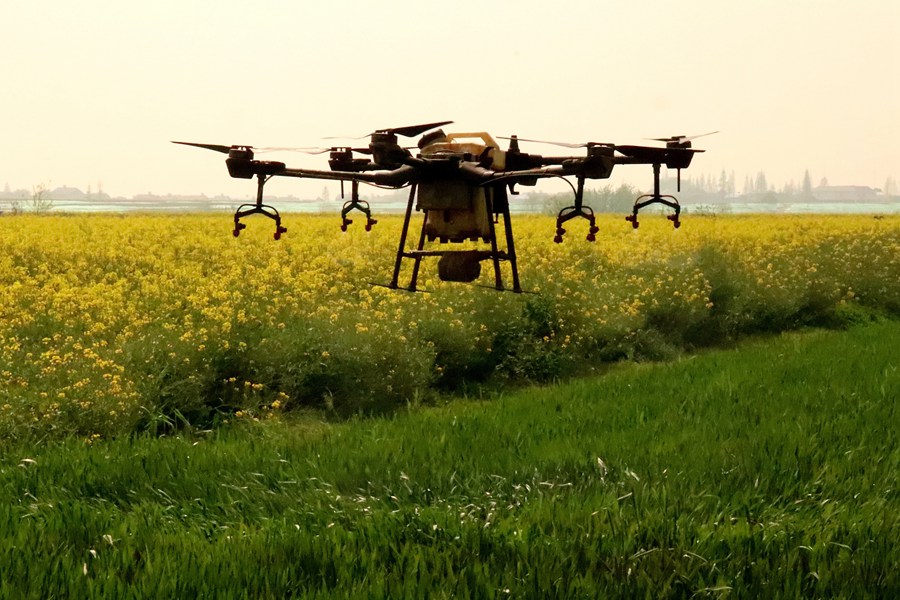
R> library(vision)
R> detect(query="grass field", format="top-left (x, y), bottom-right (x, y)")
top-left (1, 320), bottom-right (897, 597)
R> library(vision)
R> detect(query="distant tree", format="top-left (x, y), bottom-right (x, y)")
top-left (29, 183), bottom-right (53, 213)
top-left (783, 180), bottom-right (796, 196)
top-left (755, 171), bottom-right (768, 193)
top-left (801, 169), bottom-right (813, 198)
top-left (542, 183), bottom-right (639, 214)
top-left (883, 176), bottom-right (896, 198)
top-left (743, 175), bottom-right (753, 194)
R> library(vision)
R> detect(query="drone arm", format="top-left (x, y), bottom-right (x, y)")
top-left (276, 165), bottom-right (417, 187)
top-left (613, 147), bottom-right (703, 169)
top-left (471, 158), bottom-right (616, 185)
top-left (485, 165), bottom-right (573, 182)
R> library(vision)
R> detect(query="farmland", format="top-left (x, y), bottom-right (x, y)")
top-left (1, 213), bottom-right (897, 441)
top-left (0, 212), bottom-right (898, 596)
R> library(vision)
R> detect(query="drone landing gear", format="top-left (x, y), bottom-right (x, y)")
top-left (233, 174), bottom-right (288, 240)
top-left (554, 176), bottom-right (599, 243)
top-left (388, 184), bottom-right (522, 293)
top-left (339, 180), bottom-right (378, 232)
top-left (626, 163), bottom-right (681, 229)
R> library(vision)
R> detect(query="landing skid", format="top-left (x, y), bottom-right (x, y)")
top-left (554, 176), bottom-right (600, 243)
top-left (625, 163), bottom-right (681, 229)
top-left (388, 184), bottom-right (522, 293)
top-left (339, 180), bottom-right (377, 232)
top-left (232, 174), bottom-right (288, 239)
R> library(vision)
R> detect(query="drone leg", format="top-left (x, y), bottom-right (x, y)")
top-left (574, 176), bottom-right (585, 211)
top-left (407, 205), bottom-right (429, 292)
top-left (652, 162), bottom-right (662, 198)
top-left (484, 188), bottom-right (504, 290)
top-left (389, 184), bottom-right (417, 289)
top-left (497, 189), bottom-right (522, 293)
top-left (255, 174), bottom-right (266, 207)
top-left (354, 181), bottom-right (377, 231)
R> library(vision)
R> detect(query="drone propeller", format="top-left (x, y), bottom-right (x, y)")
top-left (646, 131), bottom-right (719, 144)
top-left (324, 120), bottom-right (454, 140)
top-left (380, 120), bottom-right (453, 138)
top-left (254, 146), bottom-right (334, 154)
top-left (498, 136), bottom-right (614, 149)
top-left (171, 141), bottom-right (248, 154)
top-left (281, 146), bottom-right (375, 155)
top-left (172, 141), bottom-right (366, 156)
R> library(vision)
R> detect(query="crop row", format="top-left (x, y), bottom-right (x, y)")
top-left (1, 213), bottom-right (897, 441)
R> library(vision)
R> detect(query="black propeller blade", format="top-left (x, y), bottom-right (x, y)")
top-left (498, 136), bottom-right (614, 149)
top-left (379, 120), bottom-right (453, 138)
top-left (172, 141), bottom-right (353, 155)
top-left (646, 131), bottom-right (719, 144)
top-left (271, 146), bottom-right (374, 155)
top-left (325, 120), bottom-right (454, 141)
top-left (171, 141), bottom-right (243, 154)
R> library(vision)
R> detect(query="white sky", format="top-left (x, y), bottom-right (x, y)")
top-left (2, 1), bottom-right (898, 198)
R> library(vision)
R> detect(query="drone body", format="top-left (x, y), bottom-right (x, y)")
top-left (174, 122), bottom-right (713, 292)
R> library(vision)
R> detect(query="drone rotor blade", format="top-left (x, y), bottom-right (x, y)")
top-left (253, 146), bottom-right (333, 154)
top-left (498, 136), bottom-right (614, 149)
top-left (647, 131), bottom-right (719, 144)
top-left (680, 130), bottom-right (719, 142)
top-left (171, 141), bottom-right (236, 154)
top-left (322, 134), bottom-right (372, 141)
top-left (498, 136), bottom-right (586, 149)
top-left (324, 121), bottom-right (453, 142)
top-left (383, 120), bottom-right (453, 138)
top-left (250, 145), bottom-right (376, 156)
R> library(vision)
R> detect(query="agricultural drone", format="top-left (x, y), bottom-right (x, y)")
top-left (173, 122), bottom-right (713, 293)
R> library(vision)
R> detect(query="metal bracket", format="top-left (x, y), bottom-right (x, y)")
top-left (233, 174), bottom-right (288, 239)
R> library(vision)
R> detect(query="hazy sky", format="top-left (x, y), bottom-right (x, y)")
top-left (3, 1), bottom-right (898, 199)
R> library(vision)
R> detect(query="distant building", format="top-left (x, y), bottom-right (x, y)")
top-left (49, 186), bottom-right (87, 199)
top-left (812, 185), bottom-right (880, 202)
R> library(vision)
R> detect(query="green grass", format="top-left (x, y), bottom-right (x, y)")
top-left (1, 321), bottom-right (898, 598)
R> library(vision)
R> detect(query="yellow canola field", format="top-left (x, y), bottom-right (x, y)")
top-left (1, 213), bottom-right (898, 440)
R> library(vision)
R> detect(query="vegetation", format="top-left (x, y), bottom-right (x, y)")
top-left (1, 213), bottom-right (898, 442)
top-left (538, 183), bottom-right (644, 214)
top-left (1, 212), bottom-right (897, 596)
top-left (2, 183), bottom-right (53, 215)
top-left (1, 321), bottom-right (897, 597)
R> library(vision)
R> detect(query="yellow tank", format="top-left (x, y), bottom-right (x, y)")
top-left (421, 132), bottom-right (506, 170)
top-left (417, 132), bottom-right (505, 242)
